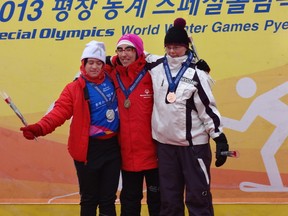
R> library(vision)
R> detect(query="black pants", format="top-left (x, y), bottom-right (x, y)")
top-left (74, 136), bottom-right (121, 216)
top-left (157, 142), bottom-right (214, 216)
top-left (120, 168), bottom-right (160, 216)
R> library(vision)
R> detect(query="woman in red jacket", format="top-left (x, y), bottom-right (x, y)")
top-left (20, 40), bottom-right (121, 216)
top-left (106, 34), bottom-right (160, 216)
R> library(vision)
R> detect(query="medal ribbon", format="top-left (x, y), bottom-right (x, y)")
top-left (89, 82), bottom-right (116, 109)
top-left (81, 75), bottom-right (116, 109)
top-left (116, 68), bottom-right (148, 99)
top-left (163, 51), bottom-right (193, 92)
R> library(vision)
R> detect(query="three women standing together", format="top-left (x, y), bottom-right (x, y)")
top-left (20, 17), bottom-right (229, 216)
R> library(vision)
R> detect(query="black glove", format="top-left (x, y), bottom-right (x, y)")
top-left (213, 133), bottom-right (229, 167)
top-left (196, 59), bottom-right (211, 73)
top-left (105, 56), bottom-right (112, 66)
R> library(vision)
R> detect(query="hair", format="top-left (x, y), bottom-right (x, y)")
top-left (83, 58), bottom-right (88, 66)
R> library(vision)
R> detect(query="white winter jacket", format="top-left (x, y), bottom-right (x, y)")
top-left (146, 52), bottom-right (224, 146)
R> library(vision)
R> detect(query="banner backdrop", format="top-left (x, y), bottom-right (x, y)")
top-left (0, 0), bottom-right (287, 204)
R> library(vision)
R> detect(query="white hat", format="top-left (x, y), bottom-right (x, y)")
top-left (80, 40), bottom-right (106, 63)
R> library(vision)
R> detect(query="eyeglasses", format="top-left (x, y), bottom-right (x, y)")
top-left (165, 45), bottom-right (184, 52)
top-left (116, 46), bottom-right (135, 54)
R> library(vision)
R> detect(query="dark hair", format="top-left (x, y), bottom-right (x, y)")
top-left (83, 58), bottom-right (88, 66)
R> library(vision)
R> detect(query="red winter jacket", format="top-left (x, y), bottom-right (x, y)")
top-left (107, 55), bottom-right (158, 172)
top-left (37, 76), bottom-right (91, 162)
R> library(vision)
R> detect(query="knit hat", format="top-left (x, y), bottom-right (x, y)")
top-left (117, 34), bottom-right (144, 57)
top-left (81, 40), bottom-right (106, 63)
top-left (164, 18), bottom-right (190, 48)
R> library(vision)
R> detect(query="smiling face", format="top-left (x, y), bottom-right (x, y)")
top-left (165, 45), bottom-right (187, 58)
top-left (84, 58), bottom-right (104, 78)
top-left (116, 45), bottom-right (137, 67)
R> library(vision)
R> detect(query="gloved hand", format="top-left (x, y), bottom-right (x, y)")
top-left (196, 59), bottom-right (211, 73)
top-left (105, 56), bottom-right (113, 66)
top-left (213, 133), bottom-right (229, 167)
top-left (20, 123), bottom-right (43, 140)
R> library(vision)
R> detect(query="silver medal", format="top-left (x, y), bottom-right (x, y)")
top-left (167, 92), bottom-right (176, 103)
top-left (106, 109), bottom-right (115, 121)
top-left (124, 98), bottom-right (131, 108)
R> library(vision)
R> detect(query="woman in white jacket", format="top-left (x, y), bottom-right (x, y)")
top-left (146, 18), bottom-right (229, 216)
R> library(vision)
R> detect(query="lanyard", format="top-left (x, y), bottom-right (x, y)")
top-left (163, 51), bottom-right (193, 92)
top-left (116, 68), bottom-right (148, 99)
top-left (81, 75), bottom-right (116, 109)
top-left (89, 82), bottom-right (116, 109)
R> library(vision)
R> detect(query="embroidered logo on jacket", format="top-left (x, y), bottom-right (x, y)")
top-left (140, 89), bottom-right (153, 98)
top-left (181, 77), bottom-right (198, 86)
